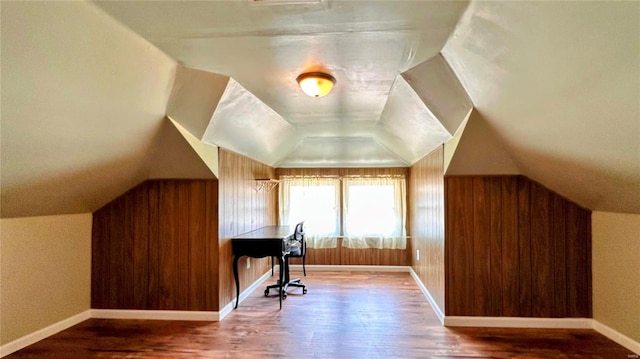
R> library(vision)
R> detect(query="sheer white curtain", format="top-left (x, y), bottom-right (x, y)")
top-left (278, 176), bottom-right (340, 248)
top-left (342, 177), bottom-right (406, 249)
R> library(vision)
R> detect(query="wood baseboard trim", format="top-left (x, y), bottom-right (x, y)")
top-left (592, 319), bottom-right (640, 355)
top-left (289, 264), bottom-right (410, 272)
top-left (444, 316), bottom-right (593, 329)
top-left (408, 268), bottom-right (445, 324)
top-left (0, 310), bottom-right (92, 358)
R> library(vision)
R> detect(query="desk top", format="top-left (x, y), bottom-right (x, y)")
top-left (232, 225), bottom-right (294, 240)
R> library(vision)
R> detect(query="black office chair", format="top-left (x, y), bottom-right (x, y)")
top-left (265, 221), bottom-right (307, 297)
top-left (271, 222), bottom-right (307, 277)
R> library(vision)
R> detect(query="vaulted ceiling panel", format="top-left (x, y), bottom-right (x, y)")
top-left (377, 76), bottom-right (452, 165)
top-left (277, 137), bottom-right (406, 168)
top-left (167, 65), bottom-right (230, 140)
top-left (445, 110), bottom-right (520, 175)
top-left (146, 119), bottom-right (218, 180)
top-left (202, 79), bottom-right (297, 166)
top-left (401, 54), bottom-right (473, 136)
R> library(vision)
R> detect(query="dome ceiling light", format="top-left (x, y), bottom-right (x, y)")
top-left (296, 72), bottom-right (336, 98)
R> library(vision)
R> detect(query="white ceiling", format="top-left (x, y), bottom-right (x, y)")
top-left (1, 0), bottom-right (638, 217)
top-left (93, 0), bottom-right (471, 168)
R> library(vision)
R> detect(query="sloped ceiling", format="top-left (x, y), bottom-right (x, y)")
top-left (2, 1), bottom-right (638, 217)
top-left (442, 1), bottom-right (640, 213)
top-left (0, 1), bottom-right (215, 218)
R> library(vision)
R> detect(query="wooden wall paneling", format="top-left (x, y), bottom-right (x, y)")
top-left (158, 181), bottom-right (178, 309)
top-left (500, 177), bottom-right (520, 317)
top-left (91, 207), bottom-right (109, 309)
top-left (342, 248), bottom-right (364, 265)
top-left (445, 175), bottom-right (592, 318)
top-left (566, 202), bottom-right (591, 317)
top-left (121, 190), bottom-right (136, 308)
top-left (488, 177), bottom-right (504, 316)
top-left (218, 148), bottom-right (278, 309)
top-left (292, 246), bottom-right (341, 265)
top-left (446, 176), bottom-right (475, 316)
top-left (585, 215), bottom-right (592, 318)
top-left (132, 184), bottom-right (150, 309)
top-left (91, 179), bottom-right (219, 311)
top-left (176, 182), bottom-right (190, 310)
top-left (217, 150), bottom-right (233, 308)
top-left (472, 177), bottom-right (492, 316)
top-left (517, 176), bottom-right (532, 317)
top-left (434, 147), bottom-right (445, 309)
top-left (108, 197), bottom-right (125, 308)
top-left (188, 181), bottom-right (205, 310)
top-left (551, 194), bottom-right (567, 317)
top-left (147, 181), bottom-right (160, 310)
top-left (205, 180), bottom-right (219, 310)
top-left (409, 146), bottom-right (445, 313)
top-left (530, 182), bottom-right (553, 317)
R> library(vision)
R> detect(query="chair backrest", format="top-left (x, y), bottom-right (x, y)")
top-left (293, 221), bottom-right (306, 256)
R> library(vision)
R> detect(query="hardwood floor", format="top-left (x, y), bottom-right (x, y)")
top-left (7, 271), bottom-right (634, 358)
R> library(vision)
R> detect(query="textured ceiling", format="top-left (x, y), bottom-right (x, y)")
top-left (93, 0), bottom-right (472, 167)
top-left (2, 1), bottom-right (638, 217)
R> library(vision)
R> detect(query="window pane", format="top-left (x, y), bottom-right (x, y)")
top-left (345, 185), bottom-right (396, 236)
top-left (289, 185), bottom-right (338, 235)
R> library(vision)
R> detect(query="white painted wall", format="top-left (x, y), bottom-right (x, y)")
top-left (592, 211), bottom-right (640, 344)
top-left (0, 214), bottom-right (92, 345)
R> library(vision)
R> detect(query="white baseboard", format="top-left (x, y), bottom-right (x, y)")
top-left (91, 309), bottom-right (219, 321)
top-left (444, 316), bottom-right (593, 329)
top-left (1, 270), bottom-right (273, 357)
top-left (4, 267), bottom-right (637, 357)
top-left (289, 264), bottom-right (410, 272)
top-left (593, 319), bottom-right (640, 355)
top-left (444, 316), bottom-right (639, 354)
top-left (0, 310), bottom-right (91, 357)
top-left (218, 269), bottom-right (273, 320)
top-left (408, 267), bottom-right (445, 324)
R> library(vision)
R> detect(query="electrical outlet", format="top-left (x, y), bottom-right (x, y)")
top-left (416, 249), bottom-right (420, 261)
top-left (246, 258), bottom-right (250, 269)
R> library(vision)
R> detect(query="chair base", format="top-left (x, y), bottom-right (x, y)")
top-left (264, 278), bottom-right (307, 297)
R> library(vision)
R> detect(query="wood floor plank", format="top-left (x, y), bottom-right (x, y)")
top-left (7, 271), bottom-right (633, 359)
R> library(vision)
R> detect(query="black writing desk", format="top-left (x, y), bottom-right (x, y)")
top-left (231, 225), bottom-right (293, 309)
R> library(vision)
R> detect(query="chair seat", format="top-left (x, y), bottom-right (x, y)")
top-left (289, 246), bottom-right (302, 256)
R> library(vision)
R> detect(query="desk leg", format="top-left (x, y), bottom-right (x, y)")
top-left (278, 255), bottom-right (284, 309)
top-left (233, 255), bottom-right (240, 309)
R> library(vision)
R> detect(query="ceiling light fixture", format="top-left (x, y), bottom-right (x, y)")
top-left (296, 72), bottom-right (336, 98)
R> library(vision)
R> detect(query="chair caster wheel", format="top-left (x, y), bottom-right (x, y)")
top-left (303, 288), bottom-right (307, 294)
top-left (264, 289), bottom-right (269, 296)
top-left (283, 293), bottom-right (287, 299)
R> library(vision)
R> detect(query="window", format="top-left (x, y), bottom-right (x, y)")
top-left (342, 177), bottom-right (406, 249)
top-left (279, 177), bottom-right (340, 248)
top-left (279, 176), bottom-right (406, 249)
